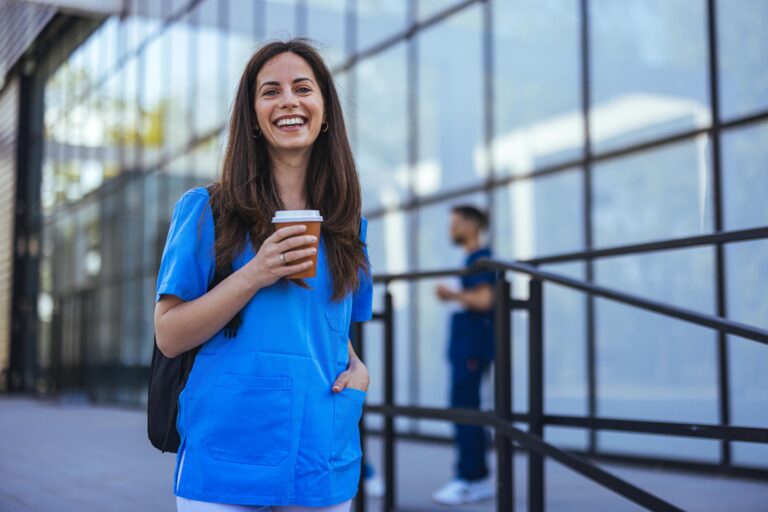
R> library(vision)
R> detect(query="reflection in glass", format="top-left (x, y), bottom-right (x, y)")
top-left (415, 193), bottom-right (486, 436)
top-left (721, 122), bottom-right (768, 231)
top-left (141, 33), bottom-right (167, 171)
top-left (356, 0), bottom-right (408, 52)
top-left (494, 168), bottom-right (583, 260)
top-left (226, 0), bottom-right (261, 110)
top-left (541, 262), bottom-right (588, 449)
top-left (589, 0), bottom-right (710, 153)
top-left (595, 297), bottom-right (719, 460)
top-left (592, 137), bottom-right (713, 248)
top-left (417, 5), bottom-right (484, 197)
top-left (193, 0), bottom-right (226, 137)
top-left (716, 0), bottom-right (768, 120)
top-left (493, 0), bottom-right (583, 175)
top-left (189, 136), bottom-right (222, 182)
top-left (166, 15), bottom-right (192, 156)
top-left (355, 43), bottom-right (408, 211)
top-left (726, 239), bottom-right (768, 468)
top-left (306, 0), bottom-right (346, 68)
top-left (366, 214), bottom-right (414, 431)
top-left (595, 247), bottom-right (715, 314)
top-left (265, 0), bottom-right (297, 39)
top-left (593, 249), bottom-right (718, 461)
top-left (417, 0), bottom-right (459, 21)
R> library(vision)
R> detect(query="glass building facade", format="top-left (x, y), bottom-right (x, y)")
top-left (31, 0), bottom-right (767, 472)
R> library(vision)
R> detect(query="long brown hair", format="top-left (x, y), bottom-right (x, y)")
top-left (208, 38), bottom-right (368, 301)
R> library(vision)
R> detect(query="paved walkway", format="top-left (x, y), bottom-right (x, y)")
top-left (1, 395), bottom-right (767, 511)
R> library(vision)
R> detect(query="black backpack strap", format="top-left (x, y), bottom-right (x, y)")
top-left (206, 184), bottom-right (242, 338)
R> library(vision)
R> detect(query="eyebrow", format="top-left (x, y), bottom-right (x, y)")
top-left (258, 77), bottom-right (314, 92)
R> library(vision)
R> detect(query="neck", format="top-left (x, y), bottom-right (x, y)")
top-left (463, 236), bottom-right (482, 254)
top-left (269, 147), bottom-right (311, 210)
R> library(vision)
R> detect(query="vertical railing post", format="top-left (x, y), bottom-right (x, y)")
top-left (383, 285), bottom-right (396, 512)
top-left (494, 273), bottom-right (513, 512)
top-left (528, 278), bottom-right (545, 511)
top-left (353, 320), bottom-right (366, 512)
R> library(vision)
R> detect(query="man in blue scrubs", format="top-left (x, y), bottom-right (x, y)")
top-left (432, 205), bottom-right (496, 506)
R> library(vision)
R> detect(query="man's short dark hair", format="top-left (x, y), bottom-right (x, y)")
top-left (452, 205), bottom-right (489, 230)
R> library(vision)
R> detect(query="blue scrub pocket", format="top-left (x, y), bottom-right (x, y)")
top-left (326, 295), bottom-right (352, 333)
top-left (330, 387), bottom-right (366, 469)
top-left (205, 373), bottom-right (293, 466)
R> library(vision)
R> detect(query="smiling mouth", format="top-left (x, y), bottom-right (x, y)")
top-left (274, 116), bottom-right (307, 128)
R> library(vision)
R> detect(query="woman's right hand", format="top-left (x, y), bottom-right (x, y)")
top-left (243, 225), bottom-right (317, 290)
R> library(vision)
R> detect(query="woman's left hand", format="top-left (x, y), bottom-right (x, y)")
top-left (332, 359), bottom-right (369, 393)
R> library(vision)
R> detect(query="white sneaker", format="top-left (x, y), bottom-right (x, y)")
top-left (432, 477), bottom-right (495, 506)
top-left (365, 475), bottom-right (384, 498)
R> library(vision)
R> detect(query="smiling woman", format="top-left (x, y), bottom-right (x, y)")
top-left (153, 39), bottom-right (373, 512)
top-left (255, 55), bottom-right (326, 153)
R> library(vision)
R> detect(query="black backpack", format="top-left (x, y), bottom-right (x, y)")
top-left (147, 185), bottom-right (242, 453)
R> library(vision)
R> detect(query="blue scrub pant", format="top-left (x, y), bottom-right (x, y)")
top-left (450, 357), bottom-right (490, 482)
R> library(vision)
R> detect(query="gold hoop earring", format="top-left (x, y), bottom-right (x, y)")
top-left (320, 122), bottom-right (329, 133)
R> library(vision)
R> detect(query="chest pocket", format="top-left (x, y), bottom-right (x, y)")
top-left (325, 294), bottom-right (352, 334)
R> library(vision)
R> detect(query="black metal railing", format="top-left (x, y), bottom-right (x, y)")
top-left (353, 258), bottom-right (768, 512)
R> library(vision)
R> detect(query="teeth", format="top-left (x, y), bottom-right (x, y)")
top-left (276, 117), bottom-right (305, 127)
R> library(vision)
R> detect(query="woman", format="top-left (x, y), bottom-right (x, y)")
top-left (154, 39), bottom-right (372, 512)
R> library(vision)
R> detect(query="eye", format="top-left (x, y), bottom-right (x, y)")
top-left (296, 86), bottom-right (312, 94)
top-left (263, 89), bottom-right (278, 97)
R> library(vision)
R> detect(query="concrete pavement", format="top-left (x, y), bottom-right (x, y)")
top-left (1, 395), bottom-right (767, 511)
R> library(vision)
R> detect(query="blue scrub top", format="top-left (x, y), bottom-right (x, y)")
top-left (155, 186), bottom-right (373, 507)
top-left (448, 247), bottom-right (496, 364)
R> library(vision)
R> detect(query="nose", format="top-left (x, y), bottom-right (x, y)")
top-left (278, 89), bottom-right (299, 109)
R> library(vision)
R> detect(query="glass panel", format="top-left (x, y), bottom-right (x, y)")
top-left (595, 298), bottom-right (719, 460)
top-left (140, 31), bottom-right (167, 170)
top-left (356, 0), bottom-right (408, 52)
top-left (592, 137), bottom-right (714, 248)
top-left (417, 0), bottom-right (459, 21)
top-left (226, 0), bottom-right (260, 108)
top-left (493, 168), bottom-right (584, 260)
top-left (122, 56), bottom-right (140, 172)
top-left (493, 0), bottom-right (583, 176)
top-left (189, 136), bottom-right (221, 182)
top-left (265, 0), bottom-right (297, 39)
top-left (193, 0), bottom-right (226, 137)
top-left (721, 122), bottom-right (768, 231)
top-left (416, 5), bottom-right (484, 197)
top-left (541, 262), bottom-right (588, 416)
top-left (594, 247), bottom-right (718, 458)
top-left (589, 0), bottom-right (710, 153)
top-left (306, 0), bottom-right (347, 69)
top-left (166, 15), bottom-right (193, 155)
top-left (355, 43), bottom-right (408, 211)
top-left (717, 0), bottom-right (768, 120)
top-left (726, 239), bottom-right (768, 468)
top-left (415, 193), bottom-right (487, 436)
top-left (127, 0), bottom-right (162, 53)
top-left (366, 214), bottom-right (414, 432)
top-left (595, 247), bottom-right (716, 314)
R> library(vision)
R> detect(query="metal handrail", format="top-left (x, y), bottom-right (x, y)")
top-left (373, 258), bottom-right (768, 345)
top-left (356, 257), bottom-right (768, 512)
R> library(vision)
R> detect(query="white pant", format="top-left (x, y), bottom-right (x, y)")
top-left (175, 446), bottom-right (352, 512)
top-left (176, 496), bottom-right (352, 512)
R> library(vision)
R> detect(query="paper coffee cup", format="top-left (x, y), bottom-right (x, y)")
top-left (271, 210), bottom-right (323, 279)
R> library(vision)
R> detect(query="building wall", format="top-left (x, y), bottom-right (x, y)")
top-left (0, 77), bottom-right (19, 391)
top-left (33, 0), bottom-right (768, 469)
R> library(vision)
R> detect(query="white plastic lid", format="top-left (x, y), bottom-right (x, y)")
top-left (272, 210), bottom-right (323, 223)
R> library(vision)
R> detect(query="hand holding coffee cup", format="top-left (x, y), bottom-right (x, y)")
top-left (244, 223), bottom-right (319, 290)
top-left (271, 210), bottom-right (323, 279)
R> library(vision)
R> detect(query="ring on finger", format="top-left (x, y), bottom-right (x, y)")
top-left (279, 253), bottom-right (286, 265)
